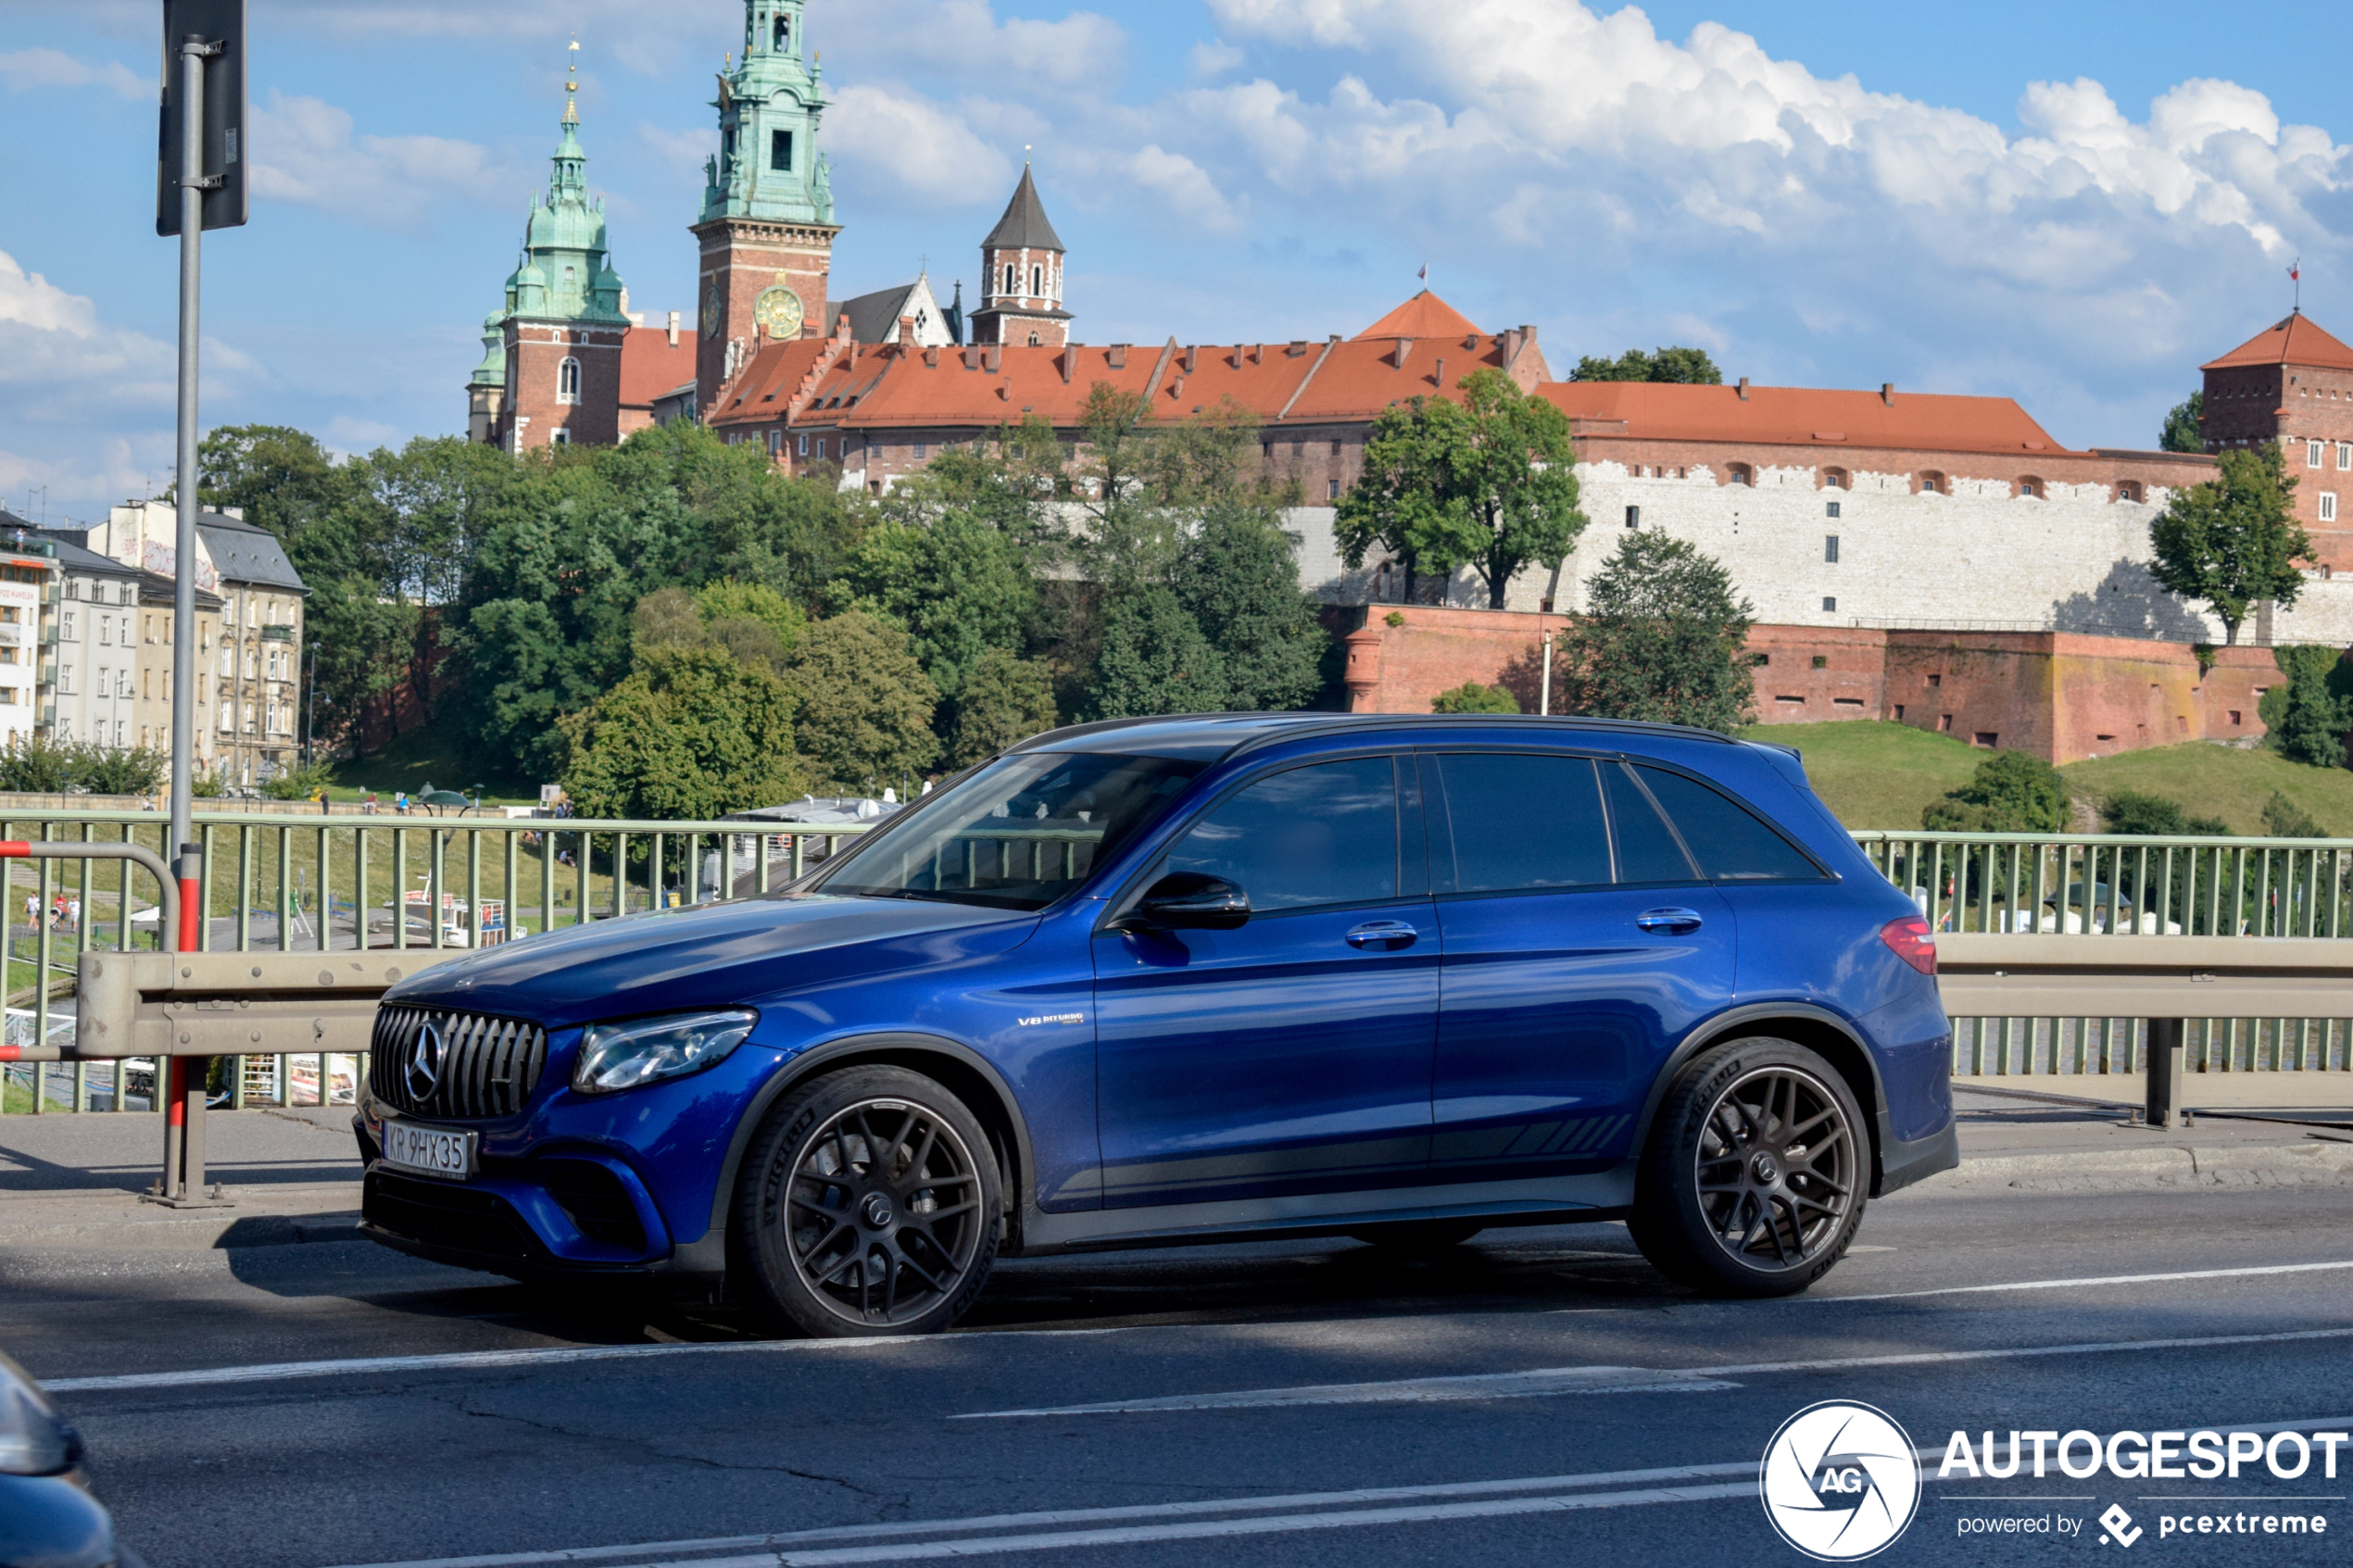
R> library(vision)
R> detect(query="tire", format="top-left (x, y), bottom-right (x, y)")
top-left (1348, 1220), bottom-right (1484, 1253)
top-left (1629, 1038), bottom-right (1867, 1298)
top-left (731, 1065), bottom-right (1001, 1336)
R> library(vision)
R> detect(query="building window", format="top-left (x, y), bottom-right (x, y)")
top-left (1822, 467), bottom-right (1850, 490)
top-left (1327, 479), bottom-right (1340, 500)
top-left (57, 666), bottom-right (71, 696)
top-left (768, 430), bottom-right (782, 456)
top-left (2309, 440), bottom-right (2325, 468)
top-left (1918, 471), bottom-right (1945, 495)
top-left (60, 611), bottom-right (74, 640)
top-left (551, 428), bottom-right (571, 447)
top-left (771, 129), bottom-right (793, 172)
top-left (1026, 332), bottom-right (1041, 346)
top-left (817, 439), bottom-right (828, 458)
top-left (2322, 492), bottom-right (2339, 522)
top-left (797, 433), bottom-right (810, 457)
top-left (913, 442), bottom-right (926, 459)
top-left (2117, 480), bottom-right (2145, 503)
top-left (1625, 505), bottom-right (1641, 529)
top-left (2017, 475), bottom-right (2045, 498)
top-left (1726, 463), bottom-right (1754, 486)
top-left (1826, 500), bottom-right (1841, 519)
top-left (1821, 596), bottom-right (1837, 612)
top-left (557, 357), bottom-right (581, 404)
top-left (1031, 264), bottom-right (1043, 296)
top-left (1825, 535), bottom-right (1840, 563)
top-left (2339, 444), bottom-right (2351, 470)
top-left (1002, 264), bottom-right (1016, 295)
top-left (98, 616), bottom-right (110, 646)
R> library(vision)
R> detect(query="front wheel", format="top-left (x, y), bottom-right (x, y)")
top-left (1629, 1038), bottom-right (1866, 1297)
top-left (732, 1065), bottom-right (1001, 1336)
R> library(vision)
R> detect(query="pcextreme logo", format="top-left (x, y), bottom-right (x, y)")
top-left (1761, 1401), bottom-right (1923, 1561)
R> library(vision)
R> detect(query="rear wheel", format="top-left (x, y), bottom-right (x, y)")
top-left (732, 1065), bottom-right (1001, 1336)
top-left (1347, 1220), bottom-right (1483, 1253)
top-left (1629, 1038), bottom-right (1865, 1298)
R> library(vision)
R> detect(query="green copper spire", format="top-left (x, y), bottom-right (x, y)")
top-left (503, 43), bottom-right (628, 325)
top-left (700, 0), bottom-right (834, 226)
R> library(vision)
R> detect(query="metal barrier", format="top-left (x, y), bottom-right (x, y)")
top-left (0, 809), bottom-right (875, 1120)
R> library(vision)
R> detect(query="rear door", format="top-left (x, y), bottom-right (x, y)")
top-left (1427, 751), bottom-right (1734, 1182)
top-left (1091, 753), bottom-right (1439, 1210)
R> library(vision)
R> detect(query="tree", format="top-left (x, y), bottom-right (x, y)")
top-left (1554, 533), bottom-right (1755, 732)
top-left (198, 425), bottom-right (350, 535)
top-left (1568, 346), bottom-right (1724, 384)
top-left (697, 580), bottom-right (805, 659)
top-left (1332, 399), bottom-right (1479, 606)
top-left (1172, 502), bottom-right (1326, 710)
top-left (2096, 788), bottom-right (2226, 837)
top-left (2159, 392), bottom-right (2206, 454)
top-left (560, 645), bottom-right (803, 822)
top-left (2263, 790), bottom-right (2326, 838)
top-left (1430, 681), bottom-right (1520, 714)
top-left (2259, 645), bottom-right (2353, 767)
top-left (946, 647), bottom-right (1059, 767)
top-left (842, 511), bottom-right (1034, 702)
top-left (2148, 443), bottom-right (2311, 645)
top-left (1087, 586), bottom-right (1228, 719)
top-left (1924, 751), bottom-right (2070, 833)
top-left (784, 611), bottom-right (940, 792)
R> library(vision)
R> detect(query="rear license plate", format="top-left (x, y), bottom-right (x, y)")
top-left (381, 1119), bottom-right (476, 1179)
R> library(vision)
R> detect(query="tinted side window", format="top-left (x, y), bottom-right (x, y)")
top-left (1436, 753), bottom-right (1610, 892)
top-left (1636, 766), bottom-right (1823, 881)
top-left (1603, 763), bottom-right (1697, 884)
top-left (1162, 757), bottom-right (1398, 911)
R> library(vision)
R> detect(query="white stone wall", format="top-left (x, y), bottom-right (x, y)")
top-left (1284, 466), bottom-right (2320, 648)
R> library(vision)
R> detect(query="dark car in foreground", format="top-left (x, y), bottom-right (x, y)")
top-left (0, 1351), bottom-right (142, 1568)
top-left (356, 714), bottom-right (1957, 1336)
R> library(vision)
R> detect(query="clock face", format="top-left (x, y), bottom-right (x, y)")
top-left (755, 285), bottom-right (805, 340)
top-left (700, 282), bottom-right (723, 338)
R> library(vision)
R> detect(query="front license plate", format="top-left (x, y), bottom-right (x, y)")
top-left (381, 1119), bottom-right (476, 1179)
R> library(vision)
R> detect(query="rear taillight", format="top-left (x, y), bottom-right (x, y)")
top-left (1880, 916), bottom-right (1936, 975)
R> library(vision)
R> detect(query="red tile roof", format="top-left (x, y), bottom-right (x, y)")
top-left (1355, 290), bottom-right (1482, 341)
top-left (2200, 312), bottom-right (2353, 371)
top-left (1536, 382), bottom-right (2071, 457)
top-left (618, 326), bottom-right (698, 408)
top-left (707, 337), bottom-right (838, 426)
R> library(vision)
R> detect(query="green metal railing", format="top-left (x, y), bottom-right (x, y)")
top-left (0, 809), bottom-right (875, 1116)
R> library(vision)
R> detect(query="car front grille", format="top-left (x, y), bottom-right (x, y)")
top-left (369, 1005), bottom-right (549, 1121)
top-left (364, 1168), bottom-right (541, 1261)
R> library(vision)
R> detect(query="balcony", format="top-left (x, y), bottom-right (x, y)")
top-left (259, 624), bottom-right (296, 642)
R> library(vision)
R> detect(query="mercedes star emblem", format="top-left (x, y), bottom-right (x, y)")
top-left (405, 1019), bottom-right (446, 1101)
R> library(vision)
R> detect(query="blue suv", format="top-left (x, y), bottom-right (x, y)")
top-left (356, 714), bottom-right (1957, 1336)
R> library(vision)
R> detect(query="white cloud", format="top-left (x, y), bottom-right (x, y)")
top-left (1189, 39), bottom-right (1245, 79)
top-left (249, 91), bottom-right (515, 230)
top-left (827, 83), bottom-right (1013, 206)
top-left (639, 122), bottom-right (715, 185)
top-left (0, 47), bottom-right (145, 99)
top-left (0, 251), bottom-right (170, 399)
top-left (819, 1), bottom-right (1124, 87)
top-left (1124, 144), bottom-right (1241, 231)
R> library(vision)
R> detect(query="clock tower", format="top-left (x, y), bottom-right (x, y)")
top-left (693, 0), bottom-right (838, 416)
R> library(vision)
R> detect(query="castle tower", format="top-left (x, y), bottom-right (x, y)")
top-left (486, 48), bottom-right (633, 451)
top-left (2200, 310), bottom-right (2353, 573)
top-left (693, 0), bottom-right (838, 415)
top-left (970, 163), bottom-right (1070, 347)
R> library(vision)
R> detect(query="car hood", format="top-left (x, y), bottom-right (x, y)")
top-left (383, 895), bottom-right (1039, 1029)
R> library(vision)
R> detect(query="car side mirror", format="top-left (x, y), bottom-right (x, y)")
top-left (1119, 872), bottom-right (1251, 933)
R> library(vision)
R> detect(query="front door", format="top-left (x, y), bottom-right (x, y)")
top-left (1092, 753), bottom-right (1438, 1210)
top-left (1426, 751), bottom-right (1736, 1182)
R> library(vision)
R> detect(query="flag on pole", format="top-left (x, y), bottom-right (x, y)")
top-left (2291, 261), bottom-right (2301, 281)
top-left (1418, 263), bottom-right (1428, 282)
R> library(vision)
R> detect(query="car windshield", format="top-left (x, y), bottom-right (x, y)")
top-left (806, 752), bottom-right (1208, 910)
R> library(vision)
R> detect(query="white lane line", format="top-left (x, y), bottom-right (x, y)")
top-left (958, 1325), bottom-right (2353, 1417)
top-left (40, 1336), bottom-right (898, 1395)
top-left (47, 1258), bottom-right (2353, 1396)
top-left (326, 1460), bottom-right (1767, 1568)
top-left (1819, 1259), bottom-right (2353, 1303)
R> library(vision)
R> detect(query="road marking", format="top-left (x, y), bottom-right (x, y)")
top-left (39, 1336), bottom-right (898, 1395)
top-left (45, 1260), bottom-right (2353, 1396)
top-left (957, 1325), bottom-right (2353, 1417)
top-left (327, 1472), bottom-right (1764, 1568)
top-left (325, 1415), bottom-right (2353, 1568)
top-left (1820, 1258), bottom-right (2353, 1303)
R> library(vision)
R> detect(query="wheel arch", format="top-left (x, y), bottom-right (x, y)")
top-left (698, 1033), bottom-right (1037, 1265)
top-left (1633, 1002), bottom-right (1890, 1197)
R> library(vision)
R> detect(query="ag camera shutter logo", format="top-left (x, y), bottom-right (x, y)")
top-left (1761, 1401), bottom-right (1921, 1560)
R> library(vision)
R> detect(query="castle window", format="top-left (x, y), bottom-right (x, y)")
top-left (2322, 492), bottom-right (2339, 522)
top-left (1026, 331), bottom-right (1041, 346)
top-left (1726, 462), bottom-right (1754, 486)
top-left (771, 129), bottom-right (793, 172)
top-left (1003, 264), bottom-right (1017, 295)
top-left (1822, 467), bottom-right (1850, 490)
top-left (2310, 440), bottom-right (2326, 468)
top-left (550, 428), bottom-right (570, 447)
top-left (1826, 500), bottom-right (1841, 519)
top-left (913, 443), bottom-right (926, 459)
top-left (557, 356), bottom-right (582, 404)
top-left (2116, 480), bottom-right (2145, 503)
top-left (2017, 475), bottom-right (2045, 499)
top-left (1918, 470), bottom-right (1945, 495)
top-left (1327, 480), bottom-right (1340, 500)
top-left (1625, 505), bottom-right (1641, 529)
top-left (1821, 597), bottom-right (1837, 612)
top-left (2339, 443), bottom-right (2351, 470)
top-left (774, 13), bottom-right (790, 50)
top-left (1825, 535), bottom-right (1840, 563)
top-left (798, 433), bottom-right (809, 457)
top-left (768, 430), bottom-right (781, 456)
top-left (1030, 265), bottom-right (1042, 296)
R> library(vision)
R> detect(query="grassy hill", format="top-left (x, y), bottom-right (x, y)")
top-left (1747, 721), bottom-right (2353, 836)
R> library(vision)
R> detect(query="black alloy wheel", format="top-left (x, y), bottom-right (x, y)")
top-left (1629, 1038), bottom-right (1866, 1297)
top-left (734, 1065), bottom-right (1001, 1336)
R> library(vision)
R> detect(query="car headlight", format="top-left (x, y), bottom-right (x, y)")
top-left (572, 1009), bottom-right (757, 1095)
top-left (0, 1352), bottom-right (79, 1476)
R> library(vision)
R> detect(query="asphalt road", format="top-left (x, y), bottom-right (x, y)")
top-left (6, 1166), bottom-right (2351, 1568)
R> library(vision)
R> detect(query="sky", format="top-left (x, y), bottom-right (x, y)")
top-left (2, 0), bottom-right (2349, 525)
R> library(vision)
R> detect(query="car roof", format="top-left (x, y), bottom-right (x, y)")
top-left (1014, 711), bottom-right (1744, 763)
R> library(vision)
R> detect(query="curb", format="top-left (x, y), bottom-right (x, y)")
top-left (1945, 1141), bottom-right (2353, 1192)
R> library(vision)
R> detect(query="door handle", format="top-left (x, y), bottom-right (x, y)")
top-left (1345, 921), bottom-right (1419, 950)
top-left (1636, 907), bottom-right (1704, 935)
